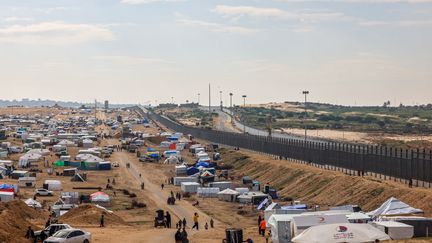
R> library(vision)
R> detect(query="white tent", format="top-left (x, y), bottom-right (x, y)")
top-left (76, 154), bottom-right (103, 162)
top-left (347, 212), bottom-right (371, 223)
top-left (292, 214), bottom-right (349, 236)
top-left (292, 223), bottom-right (390, 243)
top-left (368, 197), bottom-right (423, 219)
top-left (44, 180), bottom-right (62, 191)
top-left (27, 149), bottom-right (50, 156)
top-left (58, 140), bottom-right (76, 147)
top-left (24, 198), bottom-right (42, 209)
top-left (371, 221), bottom-right (414, 240)
top-left (218, 188), bottom-right (240, 202)
top-left (181, 182), bottom-right (200, 193)
top-left (19, 153), bottom-right (42, 167)
top-left (164, 156), bottom-right (180, 164)
top-left (197, 187), bottom-right (220, 198)
top-left (82, 139), bottom-right (94, 148)
top-left (268, 214), bottom-right (300, 243)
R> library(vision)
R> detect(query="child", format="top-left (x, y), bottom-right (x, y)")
top-left (205, 222), bottom-right (208, 230)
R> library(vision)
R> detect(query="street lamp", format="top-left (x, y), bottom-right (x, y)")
top-left (229, 93), bottom-right (233, 109)
top-left (242, 95), bottom-right (247, 133)
top-left (219, 91), bottom-right (223, 110)
top-left (302, 91), bottom-right (309, 141)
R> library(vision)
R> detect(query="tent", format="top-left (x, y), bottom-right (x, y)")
top-left (292, 223), bottom-right (391, 243)
top-left (371, 221), bottom-right (414, 240)
top-left (292, 214), bottom-right (349, 236)
top-left (175, 165), bottom-right (187, 175)
top-left (197, 187), bottom-right (220, 198)
top-left (82, 139), bottom-right (94, 148)
top-left (90, 191), bottom-right (110, 206)
top-left (181, 182), bottom-right (200, 193)
top-left (24, 198), bottom-right (42, 209)
top-left (218, 188), bottom-right (240, 202)
top-left (0, 184), bottom-right (18, 193)
top-left (368, 197), bottom-right (423, 219)
top-left (164, 156), bottom-right (180, 165)
top-left (18, 177), bottom-right (36, 188)
top-left (71, 173), bottom-right (86, 182)
top-left (43, 180), bottom-right (62, 191)
top-left (19, 153), bottom-right (42, 167)
top-left (0, 191), bottom-right (14, 202)
top-left (268, 214), bottom-right (300, 243)
top-left (347, 212), bottom-right (371, 223)
top-left (27, 149), bottom-right (50, 156)
top-left (76, 154), bottom-right (103, 163)
top-left (58, 139), bottom-right (76, 147)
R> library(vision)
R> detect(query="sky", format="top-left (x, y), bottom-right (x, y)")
top-left (0, 0), bottom-right (431, 106)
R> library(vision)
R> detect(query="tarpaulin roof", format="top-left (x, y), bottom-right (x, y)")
top-left (90, 191), bottom-right (110, 202)
top-left (368, 197), bottom-right (424, 218)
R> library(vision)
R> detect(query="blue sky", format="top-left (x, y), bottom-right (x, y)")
top-left (0, 0), bottom-right (431, 106)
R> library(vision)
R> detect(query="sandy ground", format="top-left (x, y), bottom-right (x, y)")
top-left (281, 128), bottom-right (432, 144)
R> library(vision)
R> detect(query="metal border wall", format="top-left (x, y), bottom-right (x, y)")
top-left (145, 111), bottom-right (432, 184)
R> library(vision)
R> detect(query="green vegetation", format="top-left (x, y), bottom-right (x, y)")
top-left (234, 102), bottom-right (432, 134)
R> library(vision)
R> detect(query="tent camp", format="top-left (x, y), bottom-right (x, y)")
top-left (24, 198), bottom-right (42, 209)
top-left (82, 139), bottom-right (94, 148)
top-left (218, 189), bottom-right (240, 202)
top-left (292, 223), bottom-right (391, 243)
top-left (268, 214), bottom-right (301, 243)
top-left (371, 221), bottom-right (413, 240)
top-left (197, 187), bottom-right (219, 198)
top-left (368, 197), bottom-right (423, 219)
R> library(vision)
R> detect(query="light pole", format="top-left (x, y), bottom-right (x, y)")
top-left (197, 93), bottom-right (200, 105)
top-left (302, 91), bottom-right (309, 141)
top-left (219, 91), bottom-right (223, 110)
top-left (242, 95), bottom-right (247, 133)
top-left (229, 93), bottom-right (233, 109)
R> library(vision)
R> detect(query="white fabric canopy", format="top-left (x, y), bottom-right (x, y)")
top-left (292, 223), bottom-right (391, 243)
top-left (76, 154), bottom-right (103, 162)
top-left (218, 188), bottom-right (239, 195)
top-left (368, 197), bottom-right (423, 218)
top-left (24, 198), bottom-right (42, 209)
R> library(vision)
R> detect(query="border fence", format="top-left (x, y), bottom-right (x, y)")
top-left (140, 108), bottom-right (432, 187)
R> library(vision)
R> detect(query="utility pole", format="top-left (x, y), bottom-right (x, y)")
top-left (209, 83), bottom-right (211, 117)
top-left (229, 93), bottom-right (233, 109)
top-left (302, 91), bottom-right (309, 141)
top-left (198, 93), bottom-right (200, 105)
top-left (242, 95), bottom-right (247, 134)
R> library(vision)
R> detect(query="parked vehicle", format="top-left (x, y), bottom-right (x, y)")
top-left (35, 188), bottom-right (53, 196)
top-left (44, 229), bottom-right (91, 243)
top-left (35, 224), bottom-right (72, 240)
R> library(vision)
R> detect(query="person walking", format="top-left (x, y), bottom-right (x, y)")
top-left (161, 183), bottom-right (164, 190)
top-left (182, 218), bottom-right (187, 229)
top-left (100, 214), bottom-right (105, 227)
top-left (175, 228), bottom-right (182, 243)
top-left (178, 219), bottom-right (183, 229)
top-left (192, 212), bottom-right (199, 230)
top-left (25, 226), bottom-right (35, 243)
top-left (181, 228), bottom-right (189, 243)
top-left (210, 218), bottom-right (214, 228)
top-left (259, 219), bottom-right (266, 237)
top-left (165, 212), bottom-right (172, 228)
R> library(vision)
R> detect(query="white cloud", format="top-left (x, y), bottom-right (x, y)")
top-left (176, 18), bottom-right (258, 34)
top-left (0, 21), bottom-right (114, 44)
top-left (278, 0), bottom-right (432, 3)
top-left (121, 0), bottom-right (185, 4)
top-left (2, 17), bottom-right (34, 23)
top-left (213, 5), bottom-right (345, 22)
top-left (92, 55), bottom-right (175, 65)
top-left (359, 19), bottom-right (432, 26)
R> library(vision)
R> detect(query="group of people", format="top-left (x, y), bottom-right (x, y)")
top-left (174, 228), bottom-right (189, 243)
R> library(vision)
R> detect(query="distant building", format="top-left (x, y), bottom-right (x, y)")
top-left (104, 100), bottom-right (109, 110)
top-left (158, 103), bottom-right (178, 109)
top-left (179, 102), bottom-right (199, 108)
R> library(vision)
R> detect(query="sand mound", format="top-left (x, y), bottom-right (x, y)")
top-left (60, 204), bottom-right (128, 226)
top-left (0, 200), bottom-right (45, 243)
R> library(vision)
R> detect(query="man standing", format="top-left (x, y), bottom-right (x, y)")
top-left (100, 214), bottom-right (105, 227)
top-left (175, 228), bottom-right (182, 243)
top-left (192, 212), bottom-right (199, 230)
top-left (165, 211), bottom-right (172, 228)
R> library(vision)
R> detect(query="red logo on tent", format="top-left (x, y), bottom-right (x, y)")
top-left (336, 226), bottom-right (348, 232)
